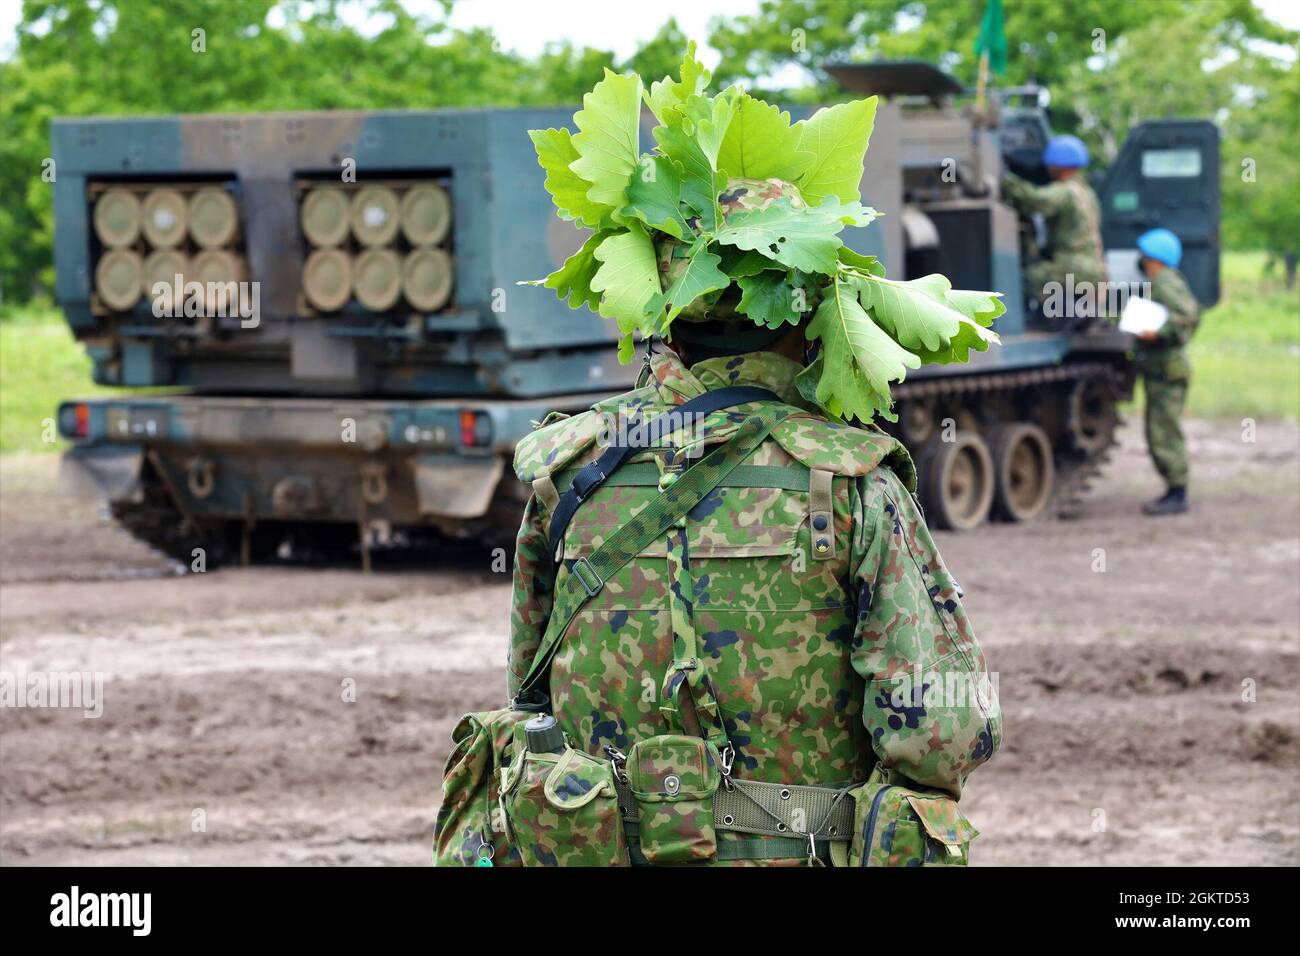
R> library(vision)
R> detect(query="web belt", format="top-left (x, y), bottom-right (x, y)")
top-left (615, 777), bottom-right (857, 843)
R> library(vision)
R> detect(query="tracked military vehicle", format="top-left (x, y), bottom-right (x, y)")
top-left (52, 108), bottom-right (641, 566)
top-left (53, 64), bottom-right (1220, 565)
top-left (824, 62), bottom-right (1219, 529)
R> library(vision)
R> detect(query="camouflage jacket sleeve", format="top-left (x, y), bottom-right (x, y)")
top-left (850, 468), bottom-right (1002, 799)
top-left (1001, 172), bottom-right (1071, 216)
top-left (507, 496), bottom-right (553, 700)
top-left (1150, 270), bottom-right (1201, 349)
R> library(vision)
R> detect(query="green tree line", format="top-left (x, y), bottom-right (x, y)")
top-left (2, 0), bottom-right (1296, 305)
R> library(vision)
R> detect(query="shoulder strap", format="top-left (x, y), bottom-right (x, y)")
top-left (513, 402), bottom-right (794, 711)
top-left (545, 386), bottom-right (780, 560)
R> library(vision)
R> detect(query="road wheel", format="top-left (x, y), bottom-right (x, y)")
top-left (919, 431), bottom-right (995, 531)
top-left (1067, 375), bottom-right (1117, 454)
top-left (897, 399), bottom-right (936, 446)
top-left (990, 423), bottom-right (1055, 522)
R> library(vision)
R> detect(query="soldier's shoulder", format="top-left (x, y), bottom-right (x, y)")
top-left (1154, 268), bottom-right (1196, 303)
top-left (512, 383), bottom-right (659, 483)
top-left (512, 409), bottom-right (601, 483)
top-left (1063, 178), bottom-right (1098, 206)
top-left (771, 411), bottom-right (914, 484)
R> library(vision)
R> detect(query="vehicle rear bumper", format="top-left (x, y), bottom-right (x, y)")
top-left (57, 392), bottom-right (604, 525)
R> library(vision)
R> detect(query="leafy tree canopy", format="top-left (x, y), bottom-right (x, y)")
top-left (2, 0), bottom-right (1295, 304)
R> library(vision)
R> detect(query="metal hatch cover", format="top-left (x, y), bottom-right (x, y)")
top-left (823, 60), bottom-right (966, 102)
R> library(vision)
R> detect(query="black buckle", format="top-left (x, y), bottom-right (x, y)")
top-left (571, 464), bottom-right (606, 502)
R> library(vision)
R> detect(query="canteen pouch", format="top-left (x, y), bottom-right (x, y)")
top-left (502, 743), bottom-right (629, 867)
top-left (847, 774), bottom-right (979, 867)
top-left (627, 735), bottom-right (721, 864)
top-left (433, 708), bottom-right (534, 867)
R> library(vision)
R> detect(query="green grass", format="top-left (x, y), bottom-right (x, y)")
top-left (1, 251), bottom-right (1296, 454)
top-left (0, 302), bottom-right (125, 453)
top-left (1181, 251), bottom-right (1300, 421)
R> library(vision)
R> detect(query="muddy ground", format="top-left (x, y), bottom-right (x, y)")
top-left (1, 417), bottom-right (1297, 866)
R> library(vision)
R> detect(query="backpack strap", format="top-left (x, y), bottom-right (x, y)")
top-left (545, 386), bottom-right (781, 561)
top-left (513, 401), bottom-right (795, 712)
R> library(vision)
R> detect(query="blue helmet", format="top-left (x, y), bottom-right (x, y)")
top-left (1043, 134), bottom-right (1089, 169)
top-left (1136, 228), bottom-right (1183, 268)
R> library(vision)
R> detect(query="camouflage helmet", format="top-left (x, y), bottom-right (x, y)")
top-left (717, 176), bottom-right (807, 217)
top-left (655, 177), bottom-right (807, 323)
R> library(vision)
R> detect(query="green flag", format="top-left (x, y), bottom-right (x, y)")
top-left (974, 0), bottom-right (1007, 75)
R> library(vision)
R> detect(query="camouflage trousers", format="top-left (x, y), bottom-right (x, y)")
top-left (1143, 373), bottom-right (1189, 489)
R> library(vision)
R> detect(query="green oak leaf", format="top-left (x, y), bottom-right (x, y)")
top-left (617, 333), bottom-right (637, 364)
top-left (718, 247), bottom-right (779, 277)
top-left (713, 197), bottom-right (876, 275)
top-left (736, 271), bottom-right (802, 328)
top-left (718, 93), bottom-right (814, 183)
top-left (681, 90), bottom-right (737, 170)
top-left (653, 122), bottom-right (728, 231)
top-left (806, 273), bottom-right (919, 423)
top-left (854, 272), bottom-right (1004, 363)
top-left (792, 270), bottom-right (825, 314)
top-left (915, 289), bottom-right (1005, 364)
top-left (795, 355), bottom-right (846, 420)
top-left (794, 357), bottom-right (825, 411)
top-left (945, 287), bottom-right (1007, 326)
top-left (570, 69), bottom-right (643, 211)
top-left (590, 223), bottom-right (662, 335)
top-left (527, 128), bottom-right (609, 228)
top-left (621, 155), bottom-right (691, 240)
top-left (794, 97), bottom-right (878, 205)
top-left (836, 244), bottom-right (886, 276)
top-left (522, 229), bottom-right (609, 311)
top-left (914, 315), bottom-right (1001, 365)
top-left (852, 273), bottom-right (964, 352)
top-left (647, 237), bottom-right (730, 328)
top-left (644, 41), bottom-right (711, 124)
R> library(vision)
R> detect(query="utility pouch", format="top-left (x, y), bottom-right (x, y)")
top-left (502, 743), bottom-right (629, 867)
top-left (627, 735), bottom-right (722, 864)
top-left (433, 708), bottom-right (534, 867)
top-left (846, 771), bottom-right (978, 867)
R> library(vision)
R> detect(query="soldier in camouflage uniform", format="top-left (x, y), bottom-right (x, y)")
top-left (1002, 135), bottom-right (1105, 314)
top-left (435, 65), bottom-right (1003, 865)
top-left (1133, 228), bottom-right (1200, 516)
top-left (504, 316), bottom-right (1002, 865)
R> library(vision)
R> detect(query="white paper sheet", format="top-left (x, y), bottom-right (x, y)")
top-left (1119, 295), bottom-right (1169, 335)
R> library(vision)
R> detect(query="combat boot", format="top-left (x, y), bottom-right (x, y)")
top-left (1142, 486), bottom-right (1188, 516)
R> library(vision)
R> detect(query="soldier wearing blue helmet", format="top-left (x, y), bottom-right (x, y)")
top-left (1001, 134), bottom-right (1106, 318)
top-left (1133, 227), bottom-right (1200, 515)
